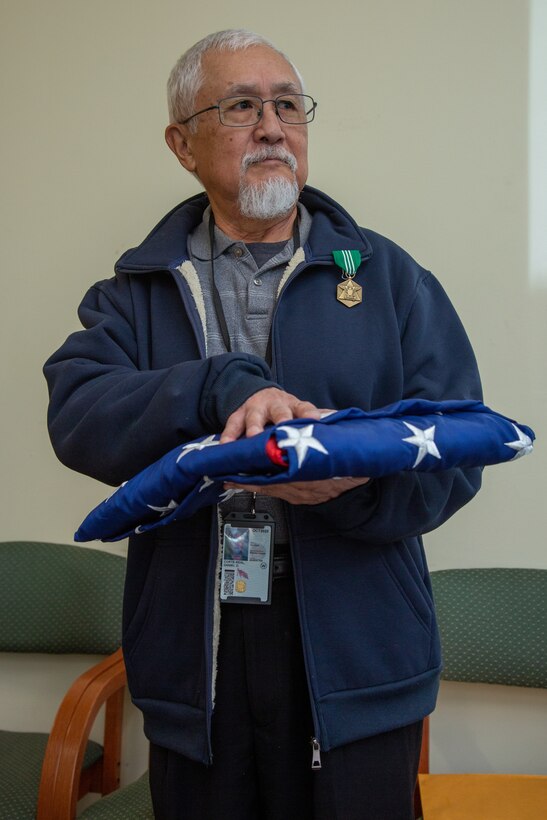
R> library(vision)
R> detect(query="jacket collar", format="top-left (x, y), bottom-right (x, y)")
top-left (115, 185), bottom-right (373, 275)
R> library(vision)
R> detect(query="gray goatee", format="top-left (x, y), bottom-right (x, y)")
top-left (238, 147), bottom-right (299, 220)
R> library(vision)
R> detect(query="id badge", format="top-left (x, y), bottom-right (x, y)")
top-left (220, 512), bottom-right (275, 605)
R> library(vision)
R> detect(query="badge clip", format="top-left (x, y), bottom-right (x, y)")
top-left (220, 509), bottom-right (275, 605)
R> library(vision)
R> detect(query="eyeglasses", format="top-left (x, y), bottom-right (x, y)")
top-left (180, 94), bottom-right (317, 127)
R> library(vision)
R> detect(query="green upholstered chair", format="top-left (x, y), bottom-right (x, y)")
top-left (79, 773), bottom-right (153, 819)
top-left (0, 540), bottom-right (128, 820)
top-left (416, 568), bottom-right (547, 820)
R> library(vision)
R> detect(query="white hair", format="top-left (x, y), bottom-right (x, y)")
top-left (167, 29), bottom-right (305, 130)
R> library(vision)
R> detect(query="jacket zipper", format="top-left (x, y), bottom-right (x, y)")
top-left (271, 258), bottom-right (330, 770)
top-left (171, 265), bottom-right (215, 763)
top-left (268, 256), bottom-right (355, 378)
top-left (171, 256), bottom-right (335, 767)
top-left (288, 517), bottom-right (324, 769)
top-left (204, 512), bottom-right (222, 764)
top-left (310, 736), bottom-right (322, 769)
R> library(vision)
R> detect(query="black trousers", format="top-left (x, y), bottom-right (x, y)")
top-left (149, 577), bottom-right (422, 820)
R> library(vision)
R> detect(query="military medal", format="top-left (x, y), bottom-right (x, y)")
top-left (337, 277), bottom-right (362, 306)
top-left (333, 249), bottom-right (363, 307)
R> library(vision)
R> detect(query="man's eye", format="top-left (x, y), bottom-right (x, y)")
top-left (277, 98), bottom-right (297, 110)
top-left (231, 98), bottom-right (256, 111)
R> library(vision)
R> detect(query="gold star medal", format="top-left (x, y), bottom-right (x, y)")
top-left (333, 250), bottom-right (363, 307)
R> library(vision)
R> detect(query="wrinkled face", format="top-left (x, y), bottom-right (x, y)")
top-left (168, 45), bottom-right (309, 217)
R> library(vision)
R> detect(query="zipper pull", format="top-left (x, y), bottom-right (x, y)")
top-left (310, 736), bottom-right (322, 770)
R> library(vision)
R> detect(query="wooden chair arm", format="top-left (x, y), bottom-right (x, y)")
top-left (37, 647), bottom-right (127, 820)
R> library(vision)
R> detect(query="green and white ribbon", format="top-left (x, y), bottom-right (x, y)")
top-left (332, 249), bottom-right (362, 277)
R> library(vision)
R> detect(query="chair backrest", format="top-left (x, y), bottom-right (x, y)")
top-left (430, 568), bottom-right (547, 689)
top-left (0, 541), bottom-right (126, 655)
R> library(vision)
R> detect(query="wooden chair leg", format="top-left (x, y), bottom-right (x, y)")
top-left (418, 716), bottom-right (430, 774)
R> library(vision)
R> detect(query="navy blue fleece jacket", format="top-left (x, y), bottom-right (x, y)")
top-left (44, 187), bottom-right (482, 762)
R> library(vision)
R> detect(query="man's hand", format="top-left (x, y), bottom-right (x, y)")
top-left (220, 387), bottom-right (322, 443)
top-left (223, 477), bottom-right (370, 506)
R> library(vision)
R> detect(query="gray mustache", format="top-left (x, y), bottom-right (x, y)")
top-left (241, 148), bottom-right (297, 173)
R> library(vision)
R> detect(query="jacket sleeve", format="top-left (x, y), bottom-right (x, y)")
top-left (44, 280), bottom-right (278, 486)
top-left (309, 272), bottom-right (483, 543)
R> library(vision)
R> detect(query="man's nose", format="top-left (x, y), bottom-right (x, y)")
top-left (254, 101), bottom-right (285, 142)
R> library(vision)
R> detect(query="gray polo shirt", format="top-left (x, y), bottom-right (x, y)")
top-left (187, 203), bottom-right (312, 545)
top-left (187, 204), bottom-right (312, 358)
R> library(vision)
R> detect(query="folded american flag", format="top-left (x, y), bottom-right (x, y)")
top-left (75, 399), bottom-right (535, 543)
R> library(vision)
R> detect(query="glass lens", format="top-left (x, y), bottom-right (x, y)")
top-left (218, 96), bottom-right (262, 126)
top-left (217, 94), bottom-right (316, 126)
top-left (276, 94), bottom-right (316, 123)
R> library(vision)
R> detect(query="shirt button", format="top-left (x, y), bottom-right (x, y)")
top-left (234, 247), bottom-right (244, 258)
top-left (253, 278), bottom-right (262, 286)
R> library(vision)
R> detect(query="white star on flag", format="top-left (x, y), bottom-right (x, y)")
top-left (276, 424), bottom-right (329, 468)
top-left (218, 488), bottom-right (245, 503)
top-left (176, 435), bottom-right (219, 463)
top-left (199, 476), bottom-right (214, 493)
top-left (147, 499), bottom-right (178, 517)
top-left (504, 424), bottom-right (534, 460)
top-left (402, 422), bottom-right (442, 468)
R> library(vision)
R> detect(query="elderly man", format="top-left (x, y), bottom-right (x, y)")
top-left (44, 30), bottom-right (482, 820)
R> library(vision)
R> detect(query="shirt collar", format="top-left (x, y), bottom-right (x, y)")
top-left (187, 204), bottom-right (312, 262)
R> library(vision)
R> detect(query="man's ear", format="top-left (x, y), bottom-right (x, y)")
top-left (165, 124), bottom-right (197, 173)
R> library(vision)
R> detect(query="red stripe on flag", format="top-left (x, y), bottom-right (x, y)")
top-left (265, 435), bottom-right (289, 467)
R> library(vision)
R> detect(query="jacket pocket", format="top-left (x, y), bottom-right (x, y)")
top-left (379, 540), bottom-right (434, 631)
top-left (122, 518), bottom-right (210, 709)
top-left (297, 536), bottom-right (437, 697)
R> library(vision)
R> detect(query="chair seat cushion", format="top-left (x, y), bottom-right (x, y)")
top-left (79, 773), bottom-right (153, 819)
top-left (419, 773), bottom-right (547, 819)
top-left (0, 729), bottom-right (103, 820)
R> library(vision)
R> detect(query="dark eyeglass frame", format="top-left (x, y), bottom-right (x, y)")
top-left (180, 94), bottom-right (318, 127)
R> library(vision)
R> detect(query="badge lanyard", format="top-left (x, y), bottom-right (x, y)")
top-left (208, 212), bottom-right (300, 366)
top-left (209, 211), bottom-right (296, 604)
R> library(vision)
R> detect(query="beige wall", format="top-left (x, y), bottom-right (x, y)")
top-left (2, 0), bottom-right (546, 796)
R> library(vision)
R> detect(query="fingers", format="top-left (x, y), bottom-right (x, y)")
top-left (219, 405), bottom-right (246, 444)
top-left (245, 397), bottom-right (319, 437)
top-left (223, 477), bottom-right (370, 506)
top-left (244, 397), bottom-right (287, 439)
top-left (220, 388), bottom-right (321, 444)
top-left (223, 481), bottom-right (328, 505)
top-left (292, 400), bottom-right (323, 421)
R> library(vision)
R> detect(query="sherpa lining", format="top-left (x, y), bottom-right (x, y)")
top-left (177, 244), bottom-right (306, 705)
top-left (177, 261), bottom-right (208, 356)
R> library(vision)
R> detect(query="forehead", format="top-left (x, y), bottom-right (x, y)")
top-left (199, 45), bottom-right (301, 100)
